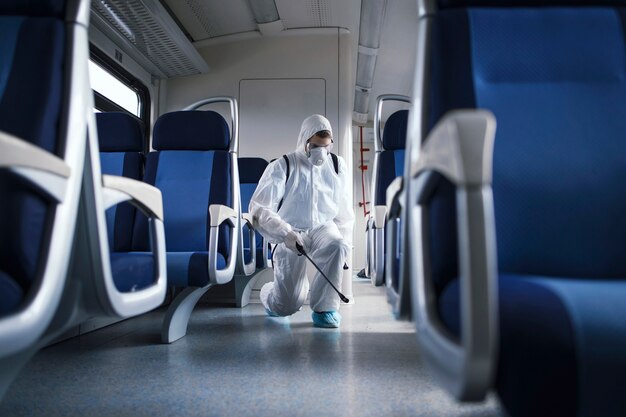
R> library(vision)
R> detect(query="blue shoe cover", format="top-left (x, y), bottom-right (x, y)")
top-left (312, 311), bottom-right (341, 328)
top-left (265, 308), bottom-right (280, 317)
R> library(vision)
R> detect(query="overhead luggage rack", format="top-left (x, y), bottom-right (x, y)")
top-left (91, 0), bottom-right (209, 78)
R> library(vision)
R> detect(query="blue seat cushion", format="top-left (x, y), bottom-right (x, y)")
top-left (243, 247), bottom-right (267, 269)
top-left (430, 8), bottom-right (626, 279)
top-left (256, 248), bottom-right (266, 268)
top-left (429, 7), bottom-right (626, 417)
top-left (375, 110), bottom-right (407, 206)
top-left (96, 112), bottom-right (144, 152)
top-left (242, 221), bottom-right (264, 256)
top-left (133, 151), bottom-right (232, 260)
top-left (166, 252), bottom-right (226, 287)
top-left (0, 1), bottom-right (66, 17)
top-left (0, 16), bottom-right (64, 295)
top-left (153, 111), bottom-right (230, 151)
top-left (97, 112), bottom-right (145, 252)
top-left (240, 183), bottom-right (258, 215)
top-left (375, 150), bottom-right (404, 205)
top-left (382, 110), bottom-right (408, 150)
top-left (0, 17), bottom-right (64, 153)
top-left (110, 252), bottom-right (155, 293)
top-left (440, 274), bottom-right (626, 417)
top-left (238, 157), bottom-right (268, 184)
top-left (100, 152), bottom-right (143, 251)
top-left (0, 271), bottom-right (24, 317)
top-left (468, 8), bottom-right (626, 278)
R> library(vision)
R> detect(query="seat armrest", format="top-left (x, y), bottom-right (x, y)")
top-left (208, 204), bottom-right (238, 284)
top-left (386, 177), bottom-right (403, 216)
top-left (97, 175), bottom-right (166, 318)
top-left (209, 204), bottom-right (237, 227)
top-left (0, 130), bottom-right (70, 202)
top-left (0, 131), bottom-right (75, 357)
top-left (237, 212), bottom-right (257, 275)
top-left (102, 175), bottom-right (163, 220)
top-left (370, 205), bottom-right (388, 286)
top-left (409, 109), bottom-right (498, 401)
top-left (411, 110), bottom-right (495, 187)
top-left (242, 212), bottom-right (254, 226)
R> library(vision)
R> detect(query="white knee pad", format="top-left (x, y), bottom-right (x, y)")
top-left (260, 282), bottom-right (273, 311)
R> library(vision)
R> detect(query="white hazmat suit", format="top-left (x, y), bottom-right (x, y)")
top-left (249, 115), bottom-right (354, 321)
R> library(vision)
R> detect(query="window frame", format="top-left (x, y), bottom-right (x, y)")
top-left (89, 45), bottom-right (151, 153)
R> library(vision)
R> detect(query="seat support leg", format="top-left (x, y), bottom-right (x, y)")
top-left (161, 285), bottom-right (212, 344)
top-left (237, 268), bottom-right (274, 307)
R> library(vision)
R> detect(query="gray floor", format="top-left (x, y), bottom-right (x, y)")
top-left (0, 279), bottom-right (505, 417)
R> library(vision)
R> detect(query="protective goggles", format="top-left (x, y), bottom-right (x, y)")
top-left (308, 142), bottom-right (333, 150)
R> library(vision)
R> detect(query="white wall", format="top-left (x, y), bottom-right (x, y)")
top-left (239, 78), bottom-right (326, 161)
top-left (163, 29), bottom-right (353, 160)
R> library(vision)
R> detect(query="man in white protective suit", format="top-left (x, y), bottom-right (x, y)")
top-left (249, 114), bottom-right (354, 328)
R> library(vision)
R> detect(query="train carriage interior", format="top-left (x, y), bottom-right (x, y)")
top-left (1, 0), bottom-right (625, 416)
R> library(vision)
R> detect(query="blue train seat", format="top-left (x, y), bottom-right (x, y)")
top-left (366, 95), bottom-right (410, 295)
top-left (200, 156), bottom-right (268, 308)
top-left (96, 111), bottom-right (162, 293)
top-left (238, 157), bottom-right (269, 270)
top-left (0, 0), bottom-right (85, 399)
top-left (96, 112), bottom-right (144, 252)
top-left (0, 0), bottom-right (165, 398)
top-left (3, 0), bottom-right (167, 363)
top-left (374, 110), bottom-right (409, 310)
top-left (135, 109), bottom-right (239, 343)
top-left (406, 2), bottom-right (626, 416)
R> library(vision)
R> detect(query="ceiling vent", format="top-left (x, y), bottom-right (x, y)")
top-left (307, 0), bottom-right (331, 27)
top-left (91, 0), bottom-right (209, 78)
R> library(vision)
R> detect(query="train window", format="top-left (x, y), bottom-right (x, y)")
top-left (89, 46), bottom-right (151, 151)
top-left (88, 46), bottom-right (150, 127)
top-left (89, 59), bottom-right (140, 115)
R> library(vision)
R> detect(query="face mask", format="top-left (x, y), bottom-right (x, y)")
top-left (308, 146), bottom-right (328, 166)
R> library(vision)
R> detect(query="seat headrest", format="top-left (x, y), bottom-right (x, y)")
top-left (96, 112), bottom-right (144, 152)
top-left (238, 157), bottom-right (269, 183)
top-left (153, 111), bottom-right (230, 151)
top-left (0, 0), bottom-right (65, 17)
top-left (382, 110), bottom-right (409, 150)
top-left (438, 0), bottom-right (626, 8)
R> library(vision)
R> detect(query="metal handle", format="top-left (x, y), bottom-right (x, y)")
top-left (183, 96), bottom-right (239, 154)
top-left (374, 94), bottom-right (412, 153)
top-left (237, 214), bottom-right (257, 276)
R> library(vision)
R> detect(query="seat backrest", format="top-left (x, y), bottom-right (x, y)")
top-left (133, 110), bottom-right (232, 258)
top-left (96, 112), bottom-right (144, 252)
top-left (0, 1), bottom-right (67, 317)
top-left (375, 110), bottom-right (408, 206)
top-left (426, 3), bottom-right (626, 288)
top-left (239, 157), bottom-right (268, 265)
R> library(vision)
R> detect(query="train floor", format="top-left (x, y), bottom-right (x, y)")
top-left (1, 277), bottom-right (505, 417)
